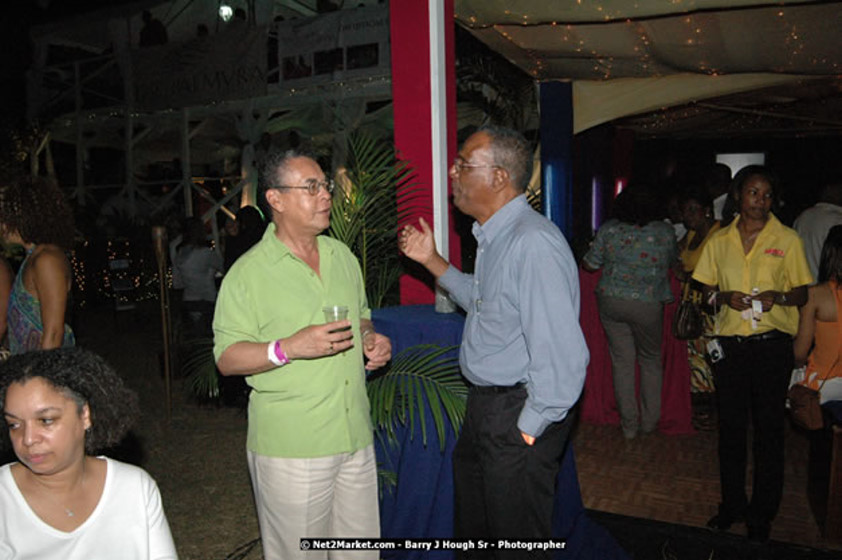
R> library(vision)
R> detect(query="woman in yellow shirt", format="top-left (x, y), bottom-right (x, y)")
top-left (692, 166), bottom-right (812, 544)
top-left (678, 189), bottom-right (721, 398)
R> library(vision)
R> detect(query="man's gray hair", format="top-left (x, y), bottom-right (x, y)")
top-left (257, 148), bottom-right (316, 218)
top-left (477, 125), bottom-right (533, 192)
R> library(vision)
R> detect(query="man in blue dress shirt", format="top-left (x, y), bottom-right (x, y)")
top-left (399, 126), bottom-right (589, 558)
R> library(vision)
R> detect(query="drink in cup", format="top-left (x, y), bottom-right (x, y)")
top-left (323, 305), bottom-right (351, 332)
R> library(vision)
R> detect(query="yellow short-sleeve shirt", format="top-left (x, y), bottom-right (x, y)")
top-left (692, 214), bottom-right (812, 337)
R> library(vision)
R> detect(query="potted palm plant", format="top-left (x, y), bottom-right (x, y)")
top-left (328, 131), bottom-right (419, 308)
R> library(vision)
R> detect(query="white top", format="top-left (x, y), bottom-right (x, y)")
top-left (172, 245), bottom-right (223, 302)
top-left (793, 202), bottom-right (842, 282)
top-left (0, 458), bottom-right (178, 560)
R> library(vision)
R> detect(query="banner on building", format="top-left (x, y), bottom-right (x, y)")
top-left (274, 5), bottom-right (390, 87)
top-left (132, 26), bottom-right (267, 110)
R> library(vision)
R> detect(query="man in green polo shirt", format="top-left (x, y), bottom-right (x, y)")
top-left (213, 150), bottom-right (392, 560)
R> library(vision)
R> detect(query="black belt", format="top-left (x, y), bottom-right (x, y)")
top-left (471, 383), bottom-right (525, 394)
top-left (720, 330), bottom-right (791, 344)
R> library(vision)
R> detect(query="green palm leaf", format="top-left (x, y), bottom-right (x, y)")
top-left (181, 338), bottom-right (219, 400)
top-left (367, 344), bottom-right (467, 452)
top-left (329, 131), bottom-right (427, 308)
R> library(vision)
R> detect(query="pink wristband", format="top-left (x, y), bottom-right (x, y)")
top-left (267, 339), bottom-right (290, 367)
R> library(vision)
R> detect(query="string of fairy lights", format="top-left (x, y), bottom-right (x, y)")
top-left (455, 3), bottom-right (842, 81)
top-left (65, 239), bottom-right (163, 309)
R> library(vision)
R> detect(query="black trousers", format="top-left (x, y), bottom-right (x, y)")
top-left (453, 385), bottom-right (573, 559)
top-left (712, 333), bottom-right (792, 526)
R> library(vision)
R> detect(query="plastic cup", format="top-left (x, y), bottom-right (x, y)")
top-left (323, 305), bottom-right (350, 332)
top-left (323, 305), bottom-right (349, 322)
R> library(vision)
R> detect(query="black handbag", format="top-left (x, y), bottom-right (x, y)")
top-left (672, 284), bottom-right (704, 340)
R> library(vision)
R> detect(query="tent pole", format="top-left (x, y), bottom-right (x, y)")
top-left (539, 81), bottom-right (574, 238)
top-left (124, 52), bottom-right (136, 217)
top-left (182, 108), bottom-right (193, 217)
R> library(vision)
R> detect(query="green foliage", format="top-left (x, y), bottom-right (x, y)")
top-left (367, 345), bottom-right (467, 452)
top-left (181, 338), bottom-right (219, 401)
top-left (328, 132), bottom-right (424, 308)
top-left (376, 462), bottom-right (398, 497)
top-left (456, 27), bottom-right (538, 134)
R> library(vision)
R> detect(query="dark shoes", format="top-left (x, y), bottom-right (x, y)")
top-left (707, 512), bottom-right (771, 545)
top-left (747, 522), bottom-right (771, 545)
top-left (706, 512), bottom-right (743, 532)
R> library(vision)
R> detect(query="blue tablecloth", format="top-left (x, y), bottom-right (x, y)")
top-left (372, 305), bottom-right (628, 559)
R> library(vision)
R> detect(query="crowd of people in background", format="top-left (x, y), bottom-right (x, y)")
top-left (581, 162), bottom-right (842, 544)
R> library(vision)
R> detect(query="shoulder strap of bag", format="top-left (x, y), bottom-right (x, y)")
top-left (680, 279), bottom-right (691, 302)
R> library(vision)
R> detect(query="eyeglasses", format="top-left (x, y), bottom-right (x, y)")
top-left (271, 179), bottom-right (335, 196)
top-left (451, 158), bottom-right (500, 174)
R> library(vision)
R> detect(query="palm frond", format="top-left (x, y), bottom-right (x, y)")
top-left (181, 338), bottom-right (219, 400)
top-left (376, 463), bottom-right (398, 497)
top-left (329, 131), bottom-right (427, 308)
top-left (367, 344), bottom-right (467, 452)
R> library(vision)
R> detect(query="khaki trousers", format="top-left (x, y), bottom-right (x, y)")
top-left (247, 445), bottom-right (379, 560)
top-left (597, 294), bottom-right (664, 437)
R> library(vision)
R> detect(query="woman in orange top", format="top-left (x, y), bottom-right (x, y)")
top-left (793, 224), bottom-right (842, 403)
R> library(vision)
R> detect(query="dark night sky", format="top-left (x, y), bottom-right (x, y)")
top-left (0, 4), bottom-right (37, 119)
top-left (0, 0), bottom-right (141, 123)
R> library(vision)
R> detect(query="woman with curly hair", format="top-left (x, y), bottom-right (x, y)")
top-left (0, 348), bottom-right (177, 559)
top-left (0, 175), bottom-right (76, 353)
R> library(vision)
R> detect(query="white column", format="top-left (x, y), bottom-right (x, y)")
top-left (428, 0), bottom-right (454, 311)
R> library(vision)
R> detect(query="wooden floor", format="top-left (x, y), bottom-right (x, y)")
top-left (573, 415), bottom-right (842, 552)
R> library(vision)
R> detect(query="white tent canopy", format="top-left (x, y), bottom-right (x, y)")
top-left (455, 0), bottom-right (842, 136)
